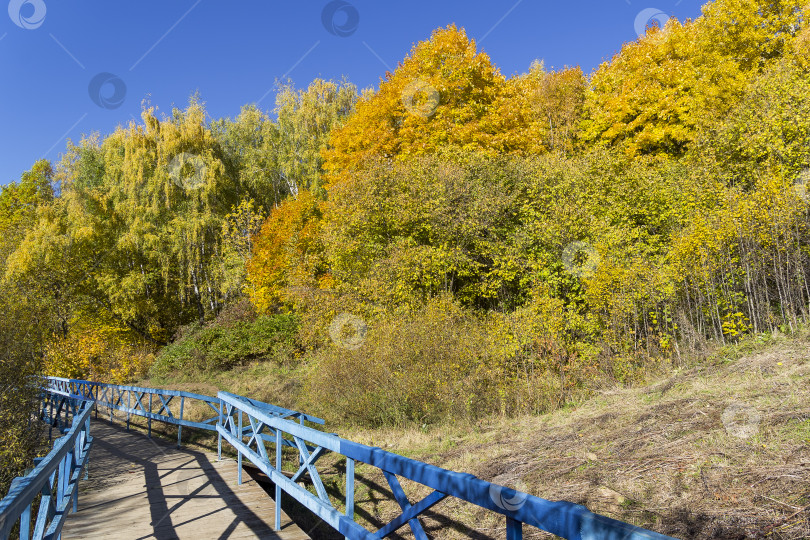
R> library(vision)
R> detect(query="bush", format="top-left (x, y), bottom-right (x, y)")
top-left (44, 328), bottom-right (155, 384)
top-left (149, 306), bottom-right (298, 377)
top-left (304, 290), bottom-right (654, 427)
top-left (0, 359), bottom-right (42, 498)
top-left (305, 295), bottom-right (543, 426)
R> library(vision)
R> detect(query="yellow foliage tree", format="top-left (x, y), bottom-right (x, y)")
top-left (323, 24), bottom-right (558, 189)
top-left (246, 190), bottom-right (327, 313)
top-left (44, 311), bottom-right (155, 383)
top-left (582, 0), bottom-right (805, 157)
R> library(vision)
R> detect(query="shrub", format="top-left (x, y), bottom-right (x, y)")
top-left (149, 307), bottom-right (298, 377)
top-left (305, 296), bottom-right (490, 426)
top-left (43, 314), bottom-right (156, 384)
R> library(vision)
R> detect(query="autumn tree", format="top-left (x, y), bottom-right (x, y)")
top-left (8, 100), bottom-right (239, 345)
top-left (274, 78), bottom-right (358, 197)
top-left (212, 78), bottom-right (358, 205)
top-left (212, 105), bottom-right (287, 211)
top-left (247, 190), bottom-right (326, 313)
top-left (0, 160), bottom-right (54, 247)
top-left (528, 63), bottom-right (586, 153)
top-left (220, 198), bottom-right (266, 299)
top-left (695, 33), bottom-right (810, 190)
top-left (582, 0), bottom-right (805, 157)
top-left (321, 152), bottom-right (529, 309)
top-left (0, 161), bottom-right (58, 497)
top-left (323, 25), bottom-right (554, 186)
top-left (499, 61), bottom-right (585, 154)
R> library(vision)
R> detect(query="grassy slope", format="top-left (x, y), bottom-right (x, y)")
top-left (141, 331), bottom-right (810, 539)
top-left (341, 332), bottom-right (810, 539)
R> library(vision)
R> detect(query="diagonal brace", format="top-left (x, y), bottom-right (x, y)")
top-left (134, 392), bottom-right (147, 414)
top-left (292, 436), bottom-right (330, 503)
top-left (291, 445), bottom-right (328, 483)
top-left (155, 394), bottom-right (174, 417)
top-left (246, 415), bottom-right (269, 461)
top-left (376, 472), bottom-right (447, 540)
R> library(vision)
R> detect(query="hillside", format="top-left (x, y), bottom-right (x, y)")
top-left (147, 330), bottom-right (809, 539)
top-left (360, 337), bottom-right (809, 539)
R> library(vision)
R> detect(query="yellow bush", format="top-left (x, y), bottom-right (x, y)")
top-left (305, 295), bottom-right (491, 426)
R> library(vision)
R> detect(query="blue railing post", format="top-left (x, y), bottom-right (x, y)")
top-left (82, 416), bottom-right (89, 481)
top-left (57, 450), bottom-right (67, 509)
top-left (274, 427), bottom-right (282, 532)
top-left (177, 396), bottom-right (185, 448)
top-left (506, 517), bottom-right (522, 540)
top-left (237, 411), bottom-right (243, 486)
top-left (47, 396), bottom-right (53, 441)
top-left (147, 394), bottom-right (152, 438)
top-left (72, 435), bottom-right (80, 513)
top-left (345, 456), bottom-right (355, 540)
top-left (48, 395), bottom-right (52, 432)
top-left (19, 502), bottom-right (30, 540)
top-left (217, 400), bottom-right (223, 462)
top-left (298, 416), bottom-right (305, 471)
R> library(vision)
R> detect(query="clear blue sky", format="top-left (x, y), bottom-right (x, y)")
top-left (0, 0), bottom-right (706, 186)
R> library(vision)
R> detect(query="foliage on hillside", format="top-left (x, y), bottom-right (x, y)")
top-left (581, 0), bottom-right (806, 156)
top-left (334, 332), bottom-right (810, 539)
top-left (149, 300), bottom-right (298, 377)
top-left (250, 6), bottom-right (810, 425)
top-left (0, 0), bottom-right (809, 477)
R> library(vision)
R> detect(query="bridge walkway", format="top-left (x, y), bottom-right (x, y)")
top-left (60, 419), bottom-right (309, 540)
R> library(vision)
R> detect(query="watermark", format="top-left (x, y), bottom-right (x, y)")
top-left (794, 168), bottom-right (810, 201)
top-left (88, 72), bottom-right (127, 110)
top-left (488, 476), bottom-right (529, 512)
top-left (175, 469), bottom-right (217, 496)
top-left (562, 241), bottom-right (600, 279)
top-left (169, 152), bottom-right (207, 190)
top-left (321, 0), bottom-right (359, 37)
top-left (170, 469), bottom-right (212, 497)
top-left (634, 8), bottom-right (669, 37)
top-left (8, 0), bottom-right (46, 29)
top-left (401, 79), bottom-right (440, 118)
top-left (721, 401), bottom-right (760, 439)
top-left (328, 312), bottom-right (367, 350)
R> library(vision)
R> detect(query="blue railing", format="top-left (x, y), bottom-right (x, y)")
top-left (0, 396), bottom-right (93, 540)
top-left (46, 376), bottom-right (224, 447)
top-left (217, 390), bottom-right (675, 540)
top-left (1, 377), bottom-right (676, 540)
top-left (44, 376), bottom-right (322, 448)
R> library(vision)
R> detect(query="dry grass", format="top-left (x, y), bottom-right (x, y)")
top-left (334, 334), bottom-right (810, 539)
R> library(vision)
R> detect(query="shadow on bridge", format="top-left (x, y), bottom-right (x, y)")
top-left (61, 419), bottom-right (309, 540)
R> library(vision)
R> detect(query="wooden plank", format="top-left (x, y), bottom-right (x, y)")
top-left (61, 421), bottom-right (310, 540)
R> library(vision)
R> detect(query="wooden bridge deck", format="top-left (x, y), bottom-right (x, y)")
top-left (61, 420), bottom-right (310, 540)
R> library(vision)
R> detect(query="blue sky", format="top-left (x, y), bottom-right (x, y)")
top-left (0, 0), bottom-right (706, 186)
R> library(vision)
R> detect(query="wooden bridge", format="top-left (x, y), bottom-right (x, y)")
top-left (61, 421), bottom-right (308, 539)
top-left (0, 377), bottom-right (677, 540)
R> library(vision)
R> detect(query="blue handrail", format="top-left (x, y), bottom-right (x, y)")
top-left (0, 397), bottom-right (93, 540)
top-left (44, 376), bottom-right (323, 448)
